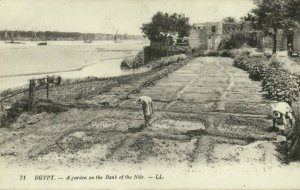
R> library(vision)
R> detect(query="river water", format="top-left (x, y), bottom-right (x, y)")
top-left (0, 40), bottom-right (149, 91)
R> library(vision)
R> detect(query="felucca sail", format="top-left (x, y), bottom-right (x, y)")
top-left (114, 29), bottom-right (121, 43)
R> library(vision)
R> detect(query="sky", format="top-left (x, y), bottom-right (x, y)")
top-left (0, 0), bottom-right (255, 35)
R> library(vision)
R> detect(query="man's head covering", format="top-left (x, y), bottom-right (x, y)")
top-left (271, 102), bottom-right (292, 115)
top-left (136, 96), bottom-right (152, 104)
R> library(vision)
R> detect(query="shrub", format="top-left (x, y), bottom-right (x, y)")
top-left (204, 50), bottom-right (219, 57)
top-left (219, 50), bottom-right (234, 57)
top-left (152, 54), bottom-right (187, 68)
top-left (248, 58), bottom-right (269, 81)
top-left (191, 48), bottom-right (205, 57)
top-left (233, 56), bottom-right (299, 104)
top-left (233, 56), bottom-right (252, 71)
top-left (121, 51), bottom-right (144, 69)
top-left (262, 70), bottom-right (299, 103)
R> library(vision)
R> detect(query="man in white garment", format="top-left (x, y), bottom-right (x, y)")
top-left (271, 102), bottom-right (294, 134)
top-left (136, 96), bottom-right (153, 127)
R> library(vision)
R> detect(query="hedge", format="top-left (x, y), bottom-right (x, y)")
top-left (233, 56), bottom-right (299, 104)
top-left (151, 54), bottom-right (187, 69)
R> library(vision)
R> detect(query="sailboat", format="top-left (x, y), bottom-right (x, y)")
top-left (4, 30), bottom-right (8, 42)
top-left (38, 31), bottom-right (47, 45)
top-left (31, 30), bottom-right (38, 41)
top-left (83, 34), bottom-right (92, 43)
top-left (17, 32), bottom-right (21, 41)
top-left (5, 30), bottom-right (21, 44)
top-left (114, 30), bottom-right (121, 43)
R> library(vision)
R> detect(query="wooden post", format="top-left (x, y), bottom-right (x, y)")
top-left (46, 77), bottom-right (49, 99)
top-left (28, 79), bottom-right (36, 113)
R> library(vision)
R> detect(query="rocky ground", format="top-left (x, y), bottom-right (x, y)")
top-left (0, 57), bottom-right (287, 171)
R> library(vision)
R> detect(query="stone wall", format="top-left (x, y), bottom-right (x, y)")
top-left (294, 31), bottom-right (300, 53)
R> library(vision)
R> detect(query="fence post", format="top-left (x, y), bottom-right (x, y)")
top-left (28, 79), bottom-right (36, 113)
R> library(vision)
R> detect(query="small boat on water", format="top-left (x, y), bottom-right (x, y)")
top-left (37, 41), bottom-right (47, 45)
top-left (38, 31), bottom-right (47, 46)
top-left (4, 30), bottom-right (22, 44)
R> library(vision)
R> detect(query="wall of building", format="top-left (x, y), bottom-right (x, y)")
top-left (189, 26), bottom-right (207, 49)
top-left (256, 30), bottom-right (300, 52)
top-left (294, 31), bottom-right (300, 53)
top-left (189, 22), bottom-right (223, 50)
top-left (150, 41), bottom-right (164, 51)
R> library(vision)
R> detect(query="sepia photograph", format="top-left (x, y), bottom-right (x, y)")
top-left (0, 0), bottom-right (300, 189)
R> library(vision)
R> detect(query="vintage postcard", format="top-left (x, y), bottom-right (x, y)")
top-left (0, 0), bottom-right (300, 189)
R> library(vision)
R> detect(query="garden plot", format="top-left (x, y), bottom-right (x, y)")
top-left (195, 140), bottom-right (279, 166)
top-left (198, 71), bottom-right (226, 76)
top-left (192, 136), bottom-right (250, 165)
top-left (0, 133), bottom-right (50, 166)
top-left (224, 102), bottom-right (271, 115)
top-left (130, 92), bottom-right (176, 102)
top-left (179, 92), bottom-right (221, 102)
top-left (108, 133), bottom-right (197, 166)
top-left (166, 101), bottom-right (216, 112)
top-left (233, 81), bottom-right (262, 89)
top-left (231, 86), bottom-right (263, 94)
top-left (205, 116), bottom-right (273, 141)
top-left (161, 75), bottom-right (196, 83)
top-left (225, 93), bottom-right (266, 102)
top-left (193, 79), bottom-right (228, 88)
top-left (196, 76), bottom-right (228, 83)
top-left (118, 99), bottom-right (168, 111)
top-left (144, 138), bottom-right (197, 166)
top-left (183, 87), bottom-right (224, 95)
top-left (145, 119), bottom-right (206, 135)
top-left (141, 86), bottom-right (182, 95)
top-left (32, 131), bottom-right (129, 169)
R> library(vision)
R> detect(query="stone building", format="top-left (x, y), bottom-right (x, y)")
top-left (189, 21), bottom-right (252, 50)
top-left (189, 22), bottom-right (223, 50)
top-left (282, 29), bottom-right (300, 53)
top-left (256, 29), bottom-right (300, 53)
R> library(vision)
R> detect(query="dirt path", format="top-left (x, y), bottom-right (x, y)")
top-left (0, 57), bottom-right (283, 170)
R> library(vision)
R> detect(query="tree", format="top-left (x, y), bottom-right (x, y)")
top-left (222, 16), bottom-right (237, 23)
top-left (250, 0), bottom-right (298, 54)
top-left (285, 0), bottom-right (300, 24)
top-left (141, 12), bottom-right (191, 50)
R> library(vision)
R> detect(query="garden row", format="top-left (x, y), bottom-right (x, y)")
top-left (233, 55), bottom-right (300, 105)
top-left (121, 51), bottom-right (187, 69)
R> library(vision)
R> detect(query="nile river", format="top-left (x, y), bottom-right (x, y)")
top-left (0, 40), bottom-right (149, 91)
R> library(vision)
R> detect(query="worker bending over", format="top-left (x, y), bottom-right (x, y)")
top-left (136, 96), bottom-right (153, 127)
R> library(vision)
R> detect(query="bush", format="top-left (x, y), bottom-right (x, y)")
top-left (233, 56), bottom-right (299, 104)
top-left (233, 56), bottom-right (252, 71)
top-left (204, 50), bottom-right (219, 56)
top-left (121, 51), bottom-right (144, 69)
top-left (248, 58), bottom-right (269, 81)
top-left (219, 50), bottom-right (234, 57)
top-left (191, 48), bottom-right (205, 57)
top-left (262, 69), bottom-right (299, 103)
top-left (152, 54), bottom-right (187, 68)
